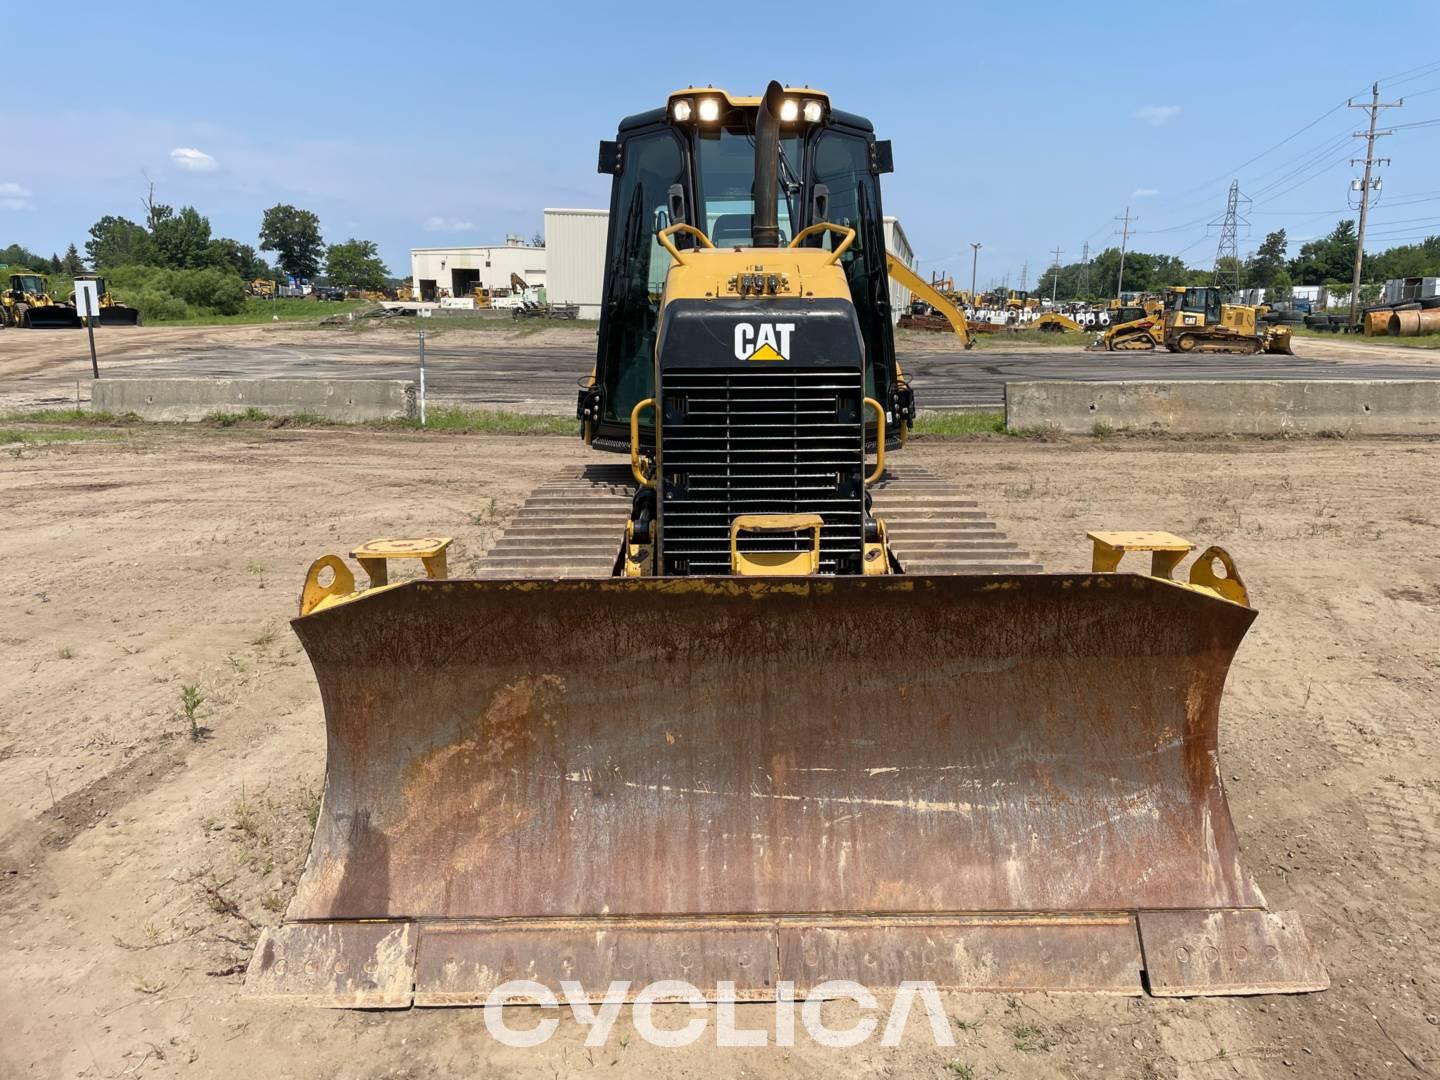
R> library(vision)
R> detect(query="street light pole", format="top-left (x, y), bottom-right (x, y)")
top-left (969, 242), bottom-right (982, 301)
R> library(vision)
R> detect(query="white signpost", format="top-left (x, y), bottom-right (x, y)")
top-left (73, 278), bottom-right (101, 378)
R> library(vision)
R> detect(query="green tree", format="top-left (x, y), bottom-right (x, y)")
top-left (1269, 268), bottom-right (1293, 302)
top-left (325, 238), bottom-right (389, 289)
top-left (1247, 229), bottom-right (1287, 289)
top-left (151, 206), bottom-right (213, 269)
top-left (204, 238), bottom-right (267, 279)
top-left (259, 204), bottom-right (324, 279)
top-left (85, 216), bottom-right (153, 269)
top-left (1290, 220), bottom-right (1356, 285)
top-left (0, 242), bottom-right (48, 269)
top-left (61, 244), bottom-right (85, 276)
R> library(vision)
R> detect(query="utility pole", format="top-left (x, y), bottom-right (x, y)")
top-left (1049, 245), bottom-right (1064, 303)
top-left (969, 242), bottom-right (981, 300)
top-left (1348, 82), bottom-right (1402, 325)
top-left (1019, 260), bottom-right (1029, 295)
top-left (1079, 240), bottom-right (1091, 298)
top-left (1211, 180), bottom-right (1249, 298)
top-left (1115, 207), bottom-right (1137, 299)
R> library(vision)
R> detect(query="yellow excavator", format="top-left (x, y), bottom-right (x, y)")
top-left (1, 273), bottom-right (82, 328)
top-left (246, 84), bottom-right (1324, 1008)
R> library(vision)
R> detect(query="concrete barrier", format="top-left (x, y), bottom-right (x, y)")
top-left (1006, 380), bottom-right (1440, 435)
top-left (93, 378), bottom-right (417, 422)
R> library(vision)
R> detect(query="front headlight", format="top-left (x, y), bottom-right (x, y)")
top-left (779, 98), bottom-right (799, 123)
top-left (802, 99), bottom-right (824, 124)
top-left (671, 99), bottom-right (693, 122)
top-left (697, 97), bottom-right (721, 122)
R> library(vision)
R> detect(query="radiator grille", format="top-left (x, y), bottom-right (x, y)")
top-left (658, 369), bottom-right (865, 575)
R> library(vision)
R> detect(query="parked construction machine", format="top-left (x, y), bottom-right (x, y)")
top-left (1158, 286), bottom-right (1293, 354)
top-left (68, 274), bottom-right (142, 327)
top-left (1089, 289), bottom-right (1293, 355)
top-left (1, 273), bottom-right (81, 328)
top-left (246, 84), bottom-right (1325, 1008)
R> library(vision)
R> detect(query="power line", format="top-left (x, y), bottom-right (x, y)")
top-left (1049, 245), bottom-right (1064, 303)
top-left (1115, 207), bottom-right (1137, 298)
top-left (1347, 82), bottom-right (1404, 324)
top-left (1211, 181), bottom-right (1248, 293)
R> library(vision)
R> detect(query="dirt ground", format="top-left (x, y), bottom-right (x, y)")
top-left (1, 426), bottom-right (1437, 1079)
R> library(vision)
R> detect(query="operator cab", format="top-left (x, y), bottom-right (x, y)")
top-left (584, 87), bottom-right (899, 451)
top-left (1165, 286), bottom-right (1222, 324)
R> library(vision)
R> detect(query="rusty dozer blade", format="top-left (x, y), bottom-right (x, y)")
top-left (247, 573), bottom-right (1326, 1006)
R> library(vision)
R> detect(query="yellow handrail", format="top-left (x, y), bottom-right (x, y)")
top-left (655, 223), bottom-right (715, 265)
top-left (864, 397), bottom-right (885, 486)
top-left (629, 398), bottom-right (657, 489)
top-left (788, 222), bottom-right (856, 266)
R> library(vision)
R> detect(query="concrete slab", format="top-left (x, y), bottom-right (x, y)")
top-left (1006, 379), bottom-right (1440, 435)
top-left (92, 377), bottom-right (417, 422)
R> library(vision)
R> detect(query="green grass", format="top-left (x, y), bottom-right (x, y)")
top-left (382, 407), bottom-right (575, 435)
top-left (388, 313), bottom-right (601, 336)
top-left (910, 411), bottom-right (1005, 436)
top-left (1, 408), bottom-right (139, 425)
top-left (0, 427), bottom-right (128, 445)
top-left (968, 328), bottom-right (1093, 349)
top-left (1290, 324), bottom-right (1440, 348)
top-left (149, 297), bottom-right (368, 326)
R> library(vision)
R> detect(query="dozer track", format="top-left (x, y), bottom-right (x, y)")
top-left (476, 463), bottom-right (1041, 578)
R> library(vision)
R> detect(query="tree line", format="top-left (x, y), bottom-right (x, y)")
top-left (2, 185), bottom-right (391, 320)
top-left (1033, 219), bottom-right (1440, 304)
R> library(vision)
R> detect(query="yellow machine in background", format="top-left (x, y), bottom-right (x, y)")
top-left (1, 273), bottom-right (81, 328)
top-left (1090, 298), bottom-right (1164, 351)
top-left (1159, 286), bottom-right (1293, 354)
top-left (249, 278), bottom-right (276, 298)
top-left (69, 274), bottom-right (142, 327)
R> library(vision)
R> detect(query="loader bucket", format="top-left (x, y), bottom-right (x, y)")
top-left (247, 574), bottom-right (1326, 1006)
top-left (22, 305), bottom-right (81, 329)
top-left (97, 305), bottom-right (142, 327)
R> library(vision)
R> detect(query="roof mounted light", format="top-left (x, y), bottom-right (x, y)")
top-left (697, 97), bottom-right (721, 123)
top-left (779, 98), bottom-right (799, 123)
top-left (802, 98), bottom-right (824, 124)
top-left (671, 99), bottom-right (693, 122)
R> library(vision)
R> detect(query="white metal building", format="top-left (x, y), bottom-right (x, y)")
top-left (543, 209), bottom-right (609, 319)
top-left (409, 236), bottom-right (546, 302)
top-left (883, 217), bottom-right (915, 319)
top-left (542, 209), bottom-right (917, 323)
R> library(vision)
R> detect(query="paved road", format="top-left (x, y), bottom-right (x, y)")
top-left (9, 331), bottom-right (1440, 413)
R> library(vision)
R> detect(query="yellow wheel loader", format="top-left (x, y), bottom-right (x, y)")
top-left (246, 84), bottom-right (1325, 1009)
top-left (68, 274), bottom-right (143, 327)
top-left (1159, 286), bottom-right (1293, 355)
top-left (1, 273), bottom-right (82, 329)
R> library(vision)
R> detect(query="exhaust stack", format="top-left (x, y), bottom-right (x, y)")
top-left (752, 81), bottom-right (785, 248)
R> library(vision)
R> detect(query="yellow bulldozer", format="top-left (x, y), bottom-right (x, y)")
top-left (1091, 288), bottom-right (1293, 354)
top-left (1, 273), bottom-right (82, 329)
top-left (245, 84), bottom-right (1324, 1008)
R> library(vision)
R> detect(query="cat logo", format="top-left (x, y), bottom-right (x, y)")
top-left (733, 322), bottom-right (794, 362)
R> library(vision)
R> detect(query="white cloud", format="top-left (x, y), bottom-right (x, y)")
top-left (423, 216), bottom-right (475, 232)
top-left (1134, 105), bottom-right (1181, 126)
top-left (1132, 187), bottom-right (1160, 198)
top-left (170, 147), bottom-right (218, 172)
top-left (0, 181), bottom-right (34, 209)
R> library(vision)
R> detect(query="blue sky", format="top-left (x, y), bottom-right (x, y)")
top-left (5, 2), bottom-right (1438, 286)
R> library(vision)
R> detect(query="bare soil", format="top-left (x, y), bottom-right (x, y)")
top-left (1, 427), bottom-right (1437, 1079)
